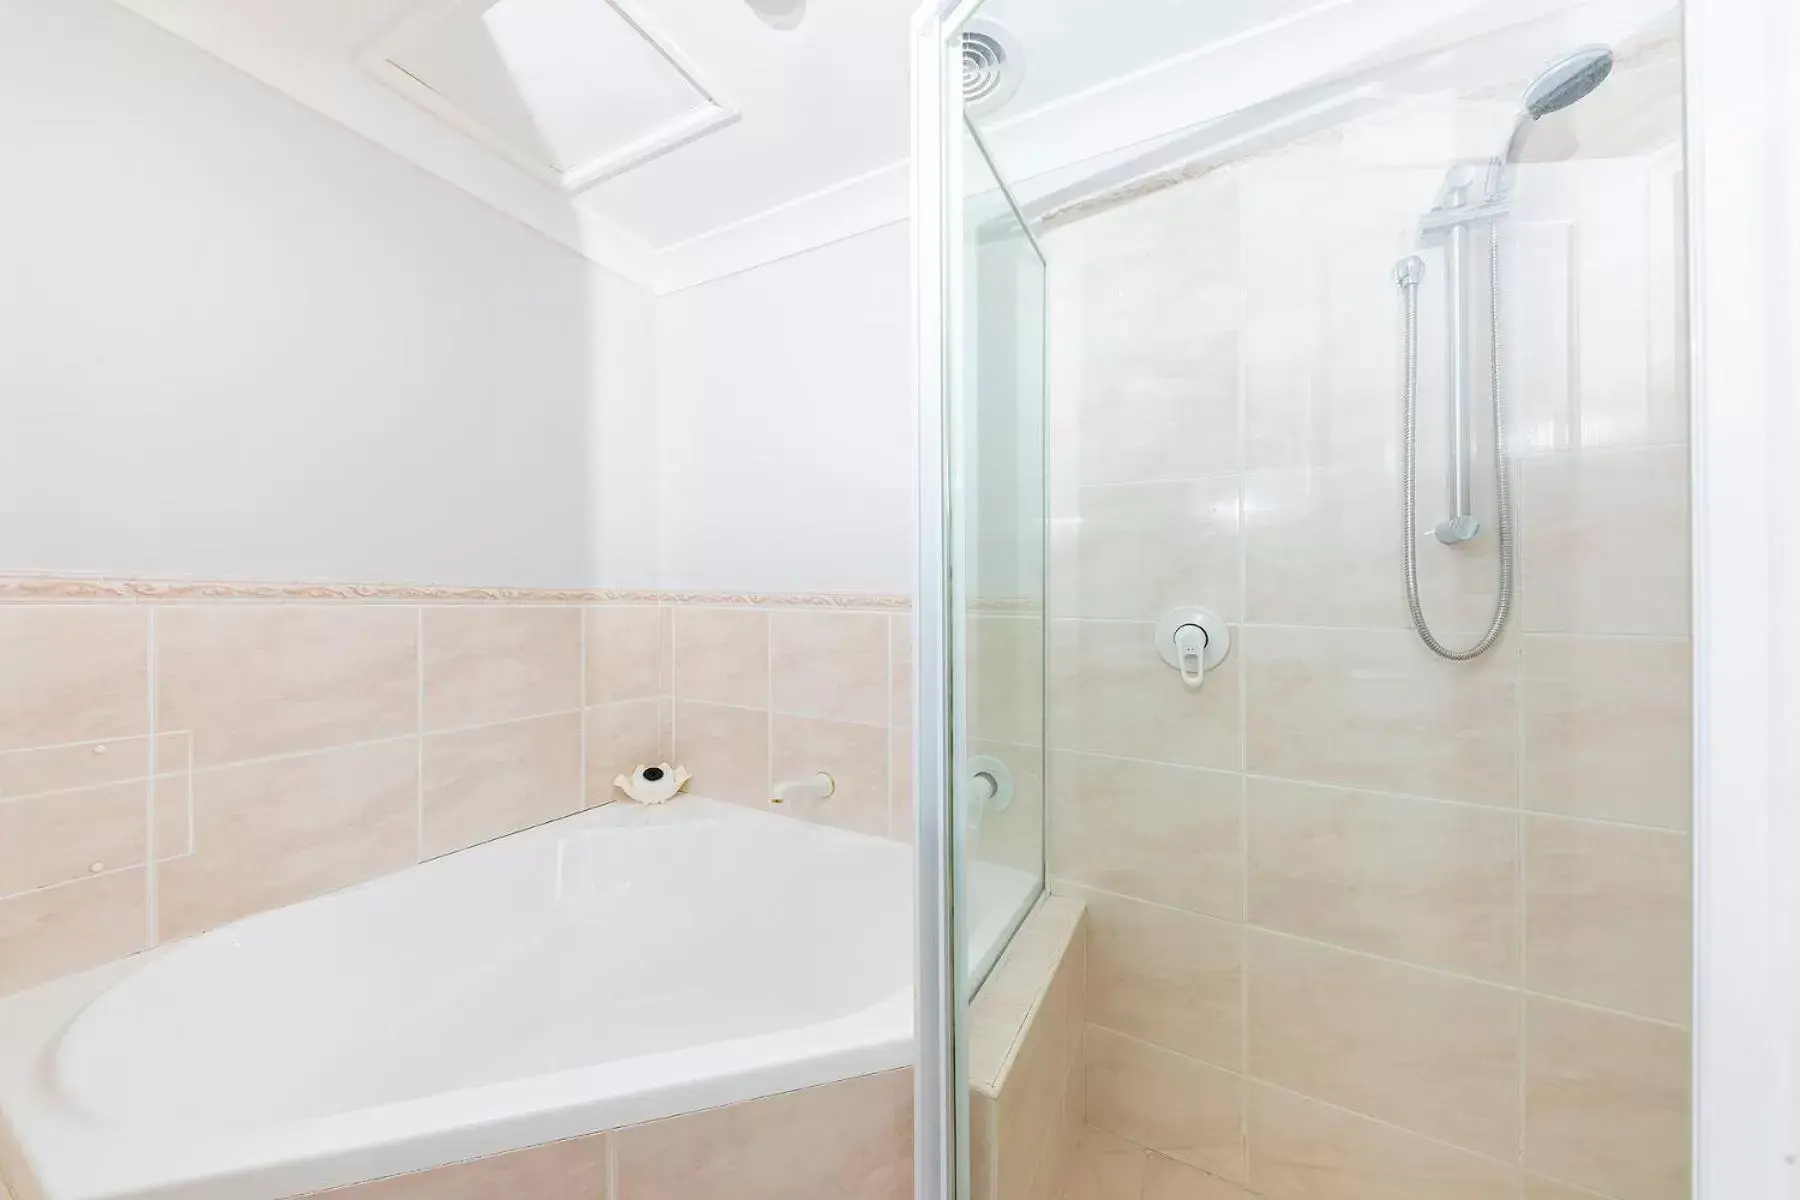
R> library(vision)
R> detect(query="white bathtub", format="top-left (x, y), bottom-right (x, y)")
top-left (0, 797), bottom-right (1036, 1200)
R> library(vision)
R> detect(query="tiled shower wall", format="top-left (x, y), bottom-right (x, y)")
top-left (1044, 32), bottom-right (1690, 1200)
top-left (0, 586), bottom-right (910, 998)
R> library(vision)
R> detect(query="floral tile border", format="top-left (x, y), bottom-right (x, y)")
top-left (0, 574), bottom-right (911, 611)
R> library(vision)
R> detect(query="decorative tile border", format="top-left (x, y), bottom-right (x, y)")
top-left (0, 575), bottom-right (911, 611)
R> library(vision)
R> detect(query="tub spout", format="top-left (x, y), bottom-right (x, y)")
top-left (771, 773), bottom-right (834, 806)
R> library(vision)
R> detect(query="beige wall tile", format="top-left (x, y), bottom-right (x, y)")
top-left (159, 740), bottom-right (417, 939)
top-left (1243, 625), bottom-right (1518, 806)
top-left (1246, 1082), bottom-right (1518, 1200)
top-left (421, 607), bottom-right (580, 731)
top-left (995, 967), bottom-right (1066, 1200)
top-left (0, 730), bottom-right (183, 802)
top-left (1524, 1177), bottom-right (1610, 1200)
top-left (1049, 754), bottom-right (1242, 919)
top-left (1142, 1153), bottom-right (1257, 1200)
top-left (1050, 621), bottom-right (1241, 771)
top-left (1068, 480), bottom-right (1243, 623)
top-left (613, 1069), bottom-right (912, 1200)
top-left (971, 739), bottom-right (1044, 878)
top-left (1246, 931), bottom-right (1520, 1159)
top-left (1062, 1125), bottom-right (1147, 1200)
top-left (671, 608), bottom-right (769, 708)
top-left (1246, 778), bottom-right (1519, 981)
top-left (1086, 1027), bottom-right (1245, 1183)
top-left (1518, 446), bottom-right (1690, 636)
top-left (1065, 179), bottom-right (1242, 488)
top-left (1075, 886), bottom-right (1242, 1070)
top-left (157, 605), bottom-right (416, 767)
top-left (888, 726), bottom-right (913, 841)
top-left (154, 767), bottom-right (193, 860)
top-left (584, 605), bottom-right (668, 705)
top-left (770, 610), bottom-right (889, 725)
top-left (889, 615), bottom-right (912, 728)
top-left (970, 616), bottom-right (1047, 748)
top-left (584, 700), bottom-right (667, 808)
top-left (0, 607), bottom-right (147, 752)
top-left (0, 867), bottom-right (146, 995)
top-left (972, 1091), bottom-right (996, 1200)
top-left (1244, 465), bottom-right (1504, 631)
top-left (1520, 635), bottom-right (1691, 829)
top-left (314, 1132), bottom-right (608, 1198)
top-left (421, 714), bottom-right (582, 858)
top-left (1525, 815), bottom-right (1691, 1023)
top-left (1524, 997), bottom-right (1689, 1200)
top-left (670, 700), bottom-right (768, 806)
top-left (1079, 328), bottom-right (1241, 486)
top-left (1058, 913), bottom-right (1087, 1092)
top-left (0, 781), bottom-right (146, 896)
top-left (770, 715), bottom-right (888, 837)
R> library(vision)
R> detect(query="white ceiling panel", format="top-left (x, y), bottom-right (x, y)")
top-left (368, 0), bottom-right (735, 190)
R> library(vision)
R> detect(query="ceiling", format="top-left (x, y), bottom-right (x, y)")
top-left (108, 0), bottom-right (1657, 291)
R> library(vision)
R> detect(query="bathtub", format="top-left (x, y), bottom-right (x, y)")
top-left (0, 796), bottom-right (1036, 1200)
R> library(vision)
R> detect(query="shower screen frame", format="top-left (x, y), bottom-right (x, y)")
top-left (909, 4), bottom-right (981, 1200)
top-left (909, 1), bottom-right (1800, 1197)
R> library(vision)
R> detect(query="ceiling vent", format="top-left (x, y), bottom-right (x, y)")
top-left (961, 20), bottom-right (1024, 117)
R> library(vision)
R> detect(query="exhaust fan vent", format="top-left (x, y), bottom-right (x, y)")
top-left (961, 22), bottom-right (1023, 116)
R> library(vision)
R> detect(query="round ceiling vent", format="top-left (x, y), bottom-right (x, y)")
top-left (744, 0), bottom-right (804, 32)
top-left (961, 21), bottom-right (1023, 116)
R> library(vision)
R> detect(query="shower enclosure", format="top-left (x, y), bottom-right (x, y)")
top-left (916, 1), bottom-right (1703, 1197)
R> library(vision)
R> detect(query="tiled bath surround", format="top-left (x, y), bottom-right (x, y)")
top-left (0, 584), bottom-right (911, 998)
top-left (297, 1068), bottom-right (914, 1200)
top-left (1045, 31), bottom-right (1691, 1200)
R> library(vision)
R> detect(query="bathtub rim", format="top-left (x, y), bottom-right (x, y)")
top-left (0, 797), bottom-right (916, 1200)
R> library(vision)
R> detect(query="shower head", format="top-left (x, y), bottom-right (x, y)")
top-left (1522, 46), bottom-right (1615, 120)
top-left (1486, 45), bottom-right (1614, 198)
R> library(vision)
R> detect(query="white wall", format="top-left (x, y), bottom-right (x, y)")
top-left (653, 224), bottom-right (914, 595)
top-left (0, 0), bottom-right (651, 589)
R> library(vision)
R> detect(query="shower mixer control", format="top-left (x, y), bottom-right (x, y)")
top-left (1153, 608), bottom-right (1230, 693)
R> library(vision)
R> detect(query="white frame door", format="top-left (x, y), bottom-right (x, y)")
top-left (1686, 0), bottom-right (1798, 1195)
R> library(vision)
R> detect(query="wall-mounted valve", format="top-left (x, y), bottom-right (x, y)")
top-left (1153, 608), bottom-right (1230, 692)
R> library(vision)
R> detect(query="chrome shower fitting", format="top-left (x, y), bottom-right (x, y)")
top-left (1393, 46), bottom-right (1613, 662)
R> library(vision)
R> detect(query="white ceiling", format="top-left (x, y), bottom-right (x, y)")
top-left (115, 0), bottom-right (1373, 290)
top-left (108, 0), bottom-right (1656, 291)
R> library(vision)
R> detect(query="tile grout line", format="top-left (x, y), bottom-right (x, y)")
top-left (1092, 1022), bottom-right (1530, 1181)
top-left (1062, 876), bottom-right (1690, 1031)
top-left (0, 706), bottom-right (662, 808)
top-left (578, 608), bottom-right (589, 810)
top-left (144, 608), bottom-right (159, 949)
top-left (764, 614), bottom-right (774, 799)
top-left (414, 607), bottom-right (424, 862)
top-left (1048, 747), bottom-right (1691, 837)
top-left (1046, 615), bottom-right (1692, 642)
top-left (1515, 615), bottom-right (1530, 1175)
top-left (885, 614), bottom-right (895, 839)
top-left (1232, 182), bottom-right (1254, 1183)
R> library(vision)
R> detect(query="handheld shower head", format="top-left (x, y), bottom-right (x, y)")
top-left (1486, 45), bottom-right (1615, 199)
top-left (1522, 46), bottom-right (1615, 119)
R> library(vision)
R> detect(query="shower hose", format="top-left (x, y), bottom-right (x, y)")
top-left (1396, 229), bottom-right (1515, 661)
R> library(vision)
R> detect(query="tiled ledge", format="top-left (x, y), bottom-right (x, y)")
top-left (970, 895), bottom-right (1085, 1097)
top-left (969, 895), bottom-right (1086, 1200)
top-left (0, 574), bottom-right (911, 610)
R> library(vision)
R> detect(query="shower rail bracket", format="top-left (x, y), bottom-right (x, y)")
top-left (1417, 194), bottom-right (1512, 241)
